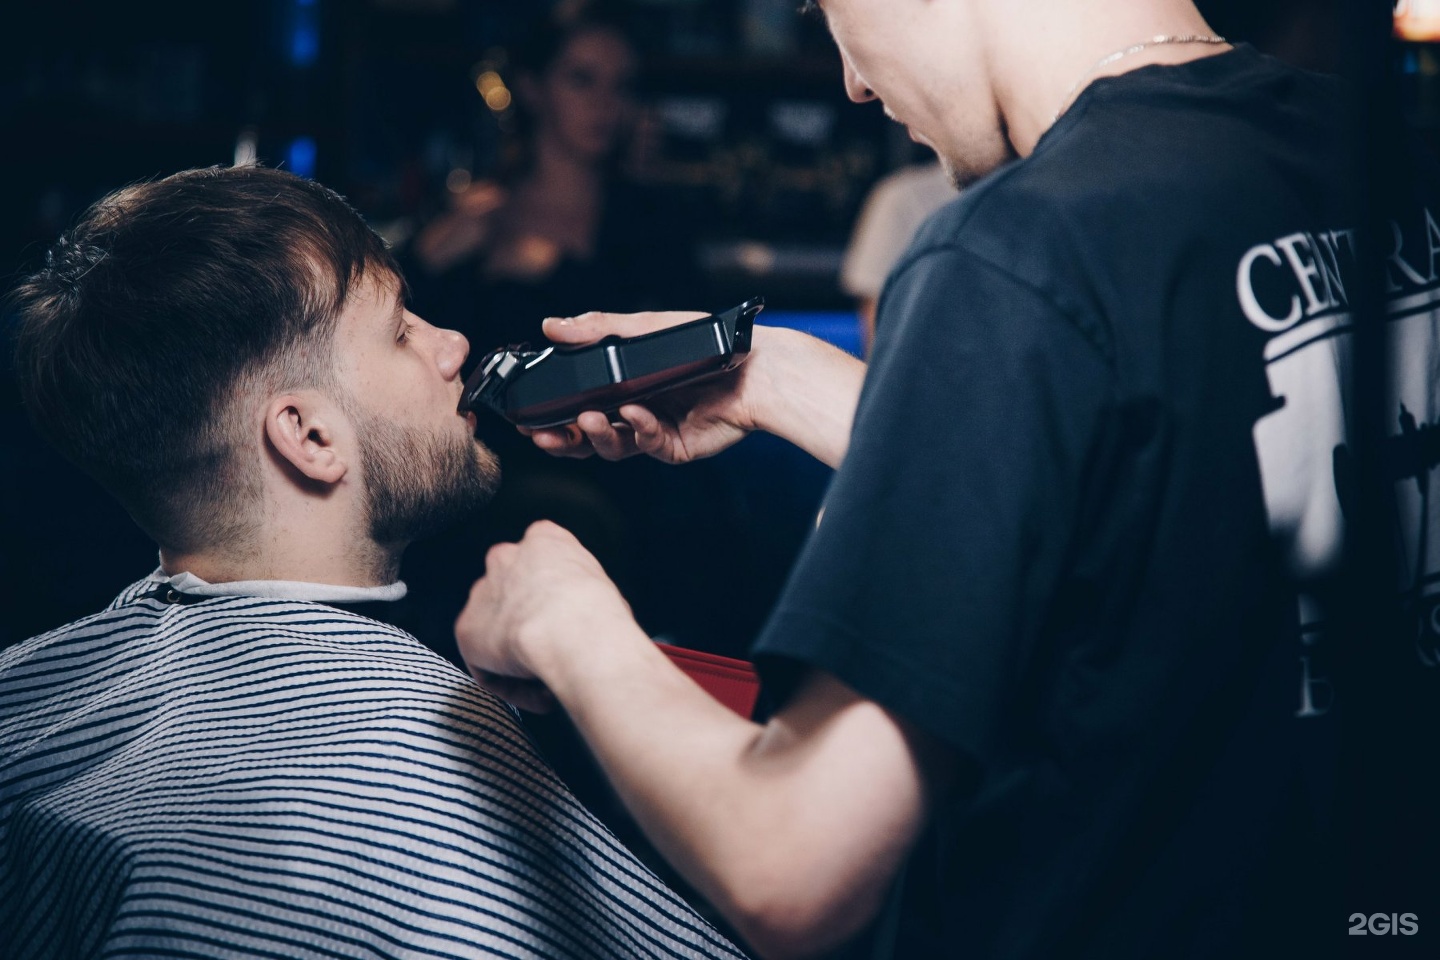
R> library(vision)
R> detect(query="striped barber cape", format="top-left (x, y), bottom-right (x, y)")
top-left (0, 577), bottom-right (748, 960)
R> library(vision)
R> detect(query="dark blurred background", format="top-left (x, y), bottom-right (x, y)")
top-left (1, 0), bottom-right (1432, 655)
top-left (6, 0), bottom-right (1437, 946)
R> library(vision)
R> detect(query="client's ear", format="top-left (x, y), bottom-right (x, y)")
top-left (264, 393), bottom-right (349, 485)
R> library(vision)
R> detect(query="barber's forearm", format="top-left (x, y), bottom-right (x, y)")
top-left (536, 624), bottom-right (768, 899)
top-left (749, 326), bottom-right (864, 469)
top-left (533, 627), bottom-right (853, 955)
top-left (533, 625), bottom-right (923, 958)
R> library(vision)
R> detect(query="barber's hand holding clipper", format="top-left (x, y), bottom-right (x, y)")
top-left (522, 311), bottom-right (863, 469)
top-left (456, 310), bottom-right (864, 701)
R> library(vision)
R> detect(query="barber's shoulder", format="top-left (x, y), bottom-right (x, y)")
top-left (885, 164), bottom-right (1064, 293)
top-left (904, 153), bottom-right (1063, 250)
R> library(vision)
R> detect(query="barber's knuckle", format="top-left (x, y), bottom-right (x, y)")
top-left (520, 519), bottom-right (552, 540)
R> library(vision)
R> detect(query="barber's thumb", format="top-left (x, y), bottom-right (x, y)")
top-left (541, 314), bottom-right (596, 344)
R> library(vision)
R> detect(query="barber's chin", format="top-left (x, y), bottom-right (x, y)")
top-left (938, 155), bottom-right (975, 191)
top-left (907, 126), bottom-right (930, 146)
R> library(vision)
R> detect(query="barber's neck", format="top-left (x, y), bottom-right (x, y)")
top-left (988, 0), bottom-right (1221, 155)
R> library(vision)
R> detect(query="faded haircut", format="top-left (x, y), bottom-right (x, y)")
top-left (9, 165), bottom-right (402, 552)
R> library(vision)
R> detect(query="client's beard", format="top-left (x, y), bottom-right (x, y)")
top-left (352, 408), bottom-right (500, 547)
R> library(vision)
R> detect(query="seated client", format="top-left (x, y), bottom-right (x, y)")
top-left (0, 164), bottom-right (745, 960)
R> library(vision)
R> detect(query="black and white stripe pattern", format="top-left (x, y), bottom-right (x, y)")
top-left (0, 580), bottom-right (747, 960)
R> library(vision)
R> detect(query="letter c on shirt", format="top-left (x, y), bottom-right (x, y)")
top-left (1237, 242), bottom-right (1303, 332)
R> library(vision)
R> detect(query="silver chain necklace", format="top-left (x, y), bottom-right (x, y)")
top-left (1052, 34), bottom-right (1229, 122)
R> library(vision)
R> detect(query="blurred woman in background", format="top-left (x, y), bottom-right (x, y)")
top-left (406, 0), bottom-right (702, 348)
top-left (399, 0), bottom-right (725, 628)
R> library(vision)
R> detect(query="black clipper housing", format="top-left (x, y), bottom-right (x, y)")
top-left (460, 297), bottom-right (763, 429)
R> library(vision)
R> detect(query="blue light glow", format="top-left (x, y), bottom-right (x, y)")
top-left (287, 137), bottom-right (318, 179)
top-left (763, 310), bottom-right (862, 357)
top-left (286, 0), bottom-right (319, 67)
top-left (290, 24), bottom-right (319, 66)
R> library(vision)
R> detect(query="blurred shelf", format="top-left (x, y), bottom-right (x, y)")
top-left (700, 239), bottom-right (851, 311)
top-left (700, 239), bottom-right (843, 277)
top-left (648, 51), bottom-right (842, 89)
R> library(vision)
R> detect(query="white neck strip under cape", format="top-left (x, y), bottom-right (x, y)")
top-left (147, 567), bottom-right (407, 603)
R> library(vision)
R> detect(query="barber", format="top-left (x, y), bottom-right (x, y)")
top-left (455, 0), bottom-right (1404, 956)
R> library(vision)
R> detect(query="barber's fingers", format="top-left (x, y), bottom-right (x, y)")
top-left (541, 310), bottom-right (709, 346)
top-left (520, 518), bottom-right (582, 545)
top-left (618, 404), bottom-right (673, 459)
top-left (483, 541), bottom-right (519, 575)
top-left (574, 410), bottom-right (641, 461)
top-left (527, 423), bottom-right (597, 459)
top-left (524, 410), bottom-right (661, 461)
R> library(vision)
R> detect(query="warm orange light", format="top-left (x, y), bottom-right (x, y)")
top-left (1396, 0), bottom-right (1440, 41)
top-left (474, 69), bottom-right (512, 112)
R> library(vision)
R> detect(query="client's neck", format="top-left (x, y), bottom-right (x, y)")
top-left (161, 532), bottom-right (403, 588)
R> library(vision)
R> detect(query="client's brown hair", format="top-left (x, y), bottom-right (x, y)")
top-left (10, 165), bottom-right (401, 552)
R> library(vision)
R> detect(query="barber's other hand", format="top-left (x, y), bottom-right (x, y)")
top-left (454, 521), bottom-right (634, 712)
top-left (524, 311), bottom-right (766, 464)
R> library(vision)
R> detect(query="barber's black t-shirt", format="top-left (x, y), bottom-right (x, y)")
top-left (754, 46), bottom-right (1439, 957)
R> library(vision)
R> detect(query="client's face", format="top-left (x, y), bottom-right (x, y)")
top-left (333, 275), bottom-right (499, 546)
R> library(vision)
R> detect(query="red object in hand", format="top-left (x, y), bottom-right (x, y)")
top-left (659, 644), bottom-right (761, 719)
